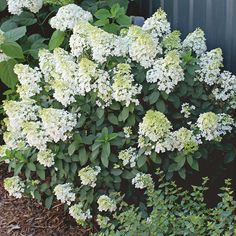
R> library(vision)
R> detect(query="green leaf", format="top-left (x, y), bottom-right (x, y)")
top-left (190, 159), bottom-right (199, 171)
top-left (94, 9), bottom-right (111, 19)
top-left (0, 0), bottom-right (7, 12)
top-left (149, 91), bottom-right (160, 105)
top-left (150, 152), bottom-right (161, 164)
top-left (12, 12), bottom-right (37, 26)
top-left (79, 147), bottom-right (88, 166)
top-left (1, 41), bottom-right (24, 59)
top-left (0, 59), bottom-right (18, 88)
top-left (37, 168), bottom-right (45, 180)
top-left (49, 30), bottom-right (65, 50)
top-left (118, 107), bottom-right (129, 122)
top-left (14, 163), bottom-right (24, 175)
top-left (111, 169), bottom-right (122, 176)
top-left (45, 196), bottom-right (54, 209)
top-left (4, 26), bottom-right (26, 42)
top-left (116, 15), bottom-right (131, 26)
top-left (178, 168), bottom-right (186, 179)
top-left (1, 20), bottom-right (17, 32)
top-left (94, 19), bottom-right (110, 27)
top-left (137, 156), bottom-right (146, 168)
top-left (27, 162), bottom-right (36, 171)
top-left (111, 3), bottom-right (123, 18)
top-left (224, 151), bottom-right (235, 164)
top-left (156, 100), bottom-right (166, 113)
top-left (101, 143), bottom-right (110, 167)
top-left (96, 107), bottom-right (104, 119)
top-left (68, 141), bottom-right (79, 156)
top-left (102, 23), bottom-right (120, 34)
top-left (108, 113), bottom-right (119, 125)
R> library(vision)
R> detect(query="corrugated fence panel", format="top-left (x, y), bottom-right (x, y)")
top-left (147, 0), bottom-right (236, 73)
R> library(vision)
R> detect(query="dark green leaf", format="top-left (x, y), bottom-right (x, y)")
top-left (79, 147), bottom-right (88, 166)
top-left (45, 196), bottom-right (54, 209)
top-left (101, 143), bottom-right (110, 167)
top-left (1, 41), bottom-right (24, 59)
top-left (4, 26), bottom-right (26, 42)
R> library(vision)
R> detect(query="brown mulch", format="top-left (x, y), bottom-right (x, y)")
top-left (0, 164), bottom-right (93, 236)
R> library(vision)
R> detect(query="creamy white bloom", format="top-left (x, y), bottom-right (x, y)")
top-left (6, 0), bottom-right (43, 15)
top-left (196, 112), bottom-right (234, 141)
top-left (4, 176), bottom-right (25, 198)
top-left (70, 21), bottom-right (127, 63)
top-left (22, 121), bottom-right (48, 150)
top-left (181, 103), bottom-right (196, 118)
top-left (50, 4), bottom-right (92, 31)
top-left (197, 48), bottom-right (223, 85)
top-left (40, 108), bottom-right (77, 143)
top-left (118, 147), bottom-right (138, 168)
top-left (146, 50), bottom-right (184, 94)
top-left (112, 63), bottom-right (142, 106)
top-left (3, 99), bottom-right (39, 132)
top-left (14, 64), bottom-right (42, 99)
top-left (78, 166), bottom-right (101, 188)
top-left (123, 126), bottom-right (132, 138)
top-left (212, 71), bottom-right (236, 108)
top-left (183, 28), bottom-right (207, 56)
top-left (69, 203), bottom-right (92, 226)
top-left (97, 195), bottom-right (116, 212)
top-left (37, 149), bottom-right (55, 167)
top-left (126, 25), bottom-right (161, 68)
top-left (142, 8), bottom-right (170, 39)
top-left (97, 215), bottom-right (110, 229)
top-left (132, 173), bottom-right (153, 189)
top-left (0, 30), bottom-right (5, 45)
top-left (54, 183), bottom-right (75, 205)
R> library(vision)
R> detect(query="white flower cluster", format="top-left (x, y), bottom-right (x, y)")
top-left (6, 0), bottom-right (43, 15)
top-left (196, 112), bottom-right (235, 141)
top-left (4, 176), bottom-right (25, 198)
top-left (70, 21), bottom-right (127, 63)
top-left (39, 108), bottom-right (77, 143)
top-left (162, 31), bottom-right (181, 52)
top-left (112, 63), bottom-right (142, 106)
top-left (212, 71), bottom-right (236, 108)
top-left (4, 99), bottom-right (39, 132)
top-left (146, 50), bottom-right (184, 93)
top-left (0, 30), bottom-right (9, 62)
top-left (142, 8), bottom-right (170, 39)
top-left (78, 166), bottom-right (101, 188)
top-left (54, 183), bottom-right (76, 205)
top-left (69, 203), bottom-right (92, 226)
top-left (183, 28), bottom-right (207, 56)
top-left (50, 4), bottom-right (93, 31)
top-left (181, 103), bottom-right (196, 118)
top-left (97, 195), bottom-right (117, 212)
top-left (197, 48), bottom-right (223, 85)
top-left (123, 126), bottom-right (132, 138)
top-left (138, 110), bottom-right (172, 152)
top-left (126, 25), bottom-right (161, 68)
top-left (14, 64), bottom-right (42, 99)
top-left (97, 215), bottom-right (110, 229)
top-left (37, 149), bottom-right (55, 167)
top-left (118, 147), bottom-right (138, 168)
top-left (132, 173), bottom-right (153, 189)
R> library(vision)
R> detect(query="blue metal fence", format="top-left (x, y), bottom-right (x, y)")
top-left (139, 0), bottom-right (236, 73)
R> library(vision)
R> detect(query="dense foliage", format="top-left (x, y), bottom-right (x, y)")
top-left (0, 0), bottom-right (236, 233)
top-left (96, 170), bottom-right (236, 236)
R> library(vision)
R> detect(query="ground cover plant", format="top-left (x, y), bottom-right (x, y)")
top-left (0, 0), bottom-right (236, 234)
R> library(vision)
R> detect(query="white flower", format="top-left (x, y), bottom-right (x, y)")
top-left (183, 28), bottom-right (207, 56)
top-left (70, 21), bottom-right (127, 63)
top-left (14, 64), bottom-right (42, 99)
top-left (212, 71), bottom-right (236, 108)
top-left (162, 30), bottom-right (181, 52)
top-left (146, 50), bottom-right (184, 94)
top-left (142, 8), bottom-right (170, 39)
top-left (37, 149), bottom-right (55, 167)
top-left (196, 112), bottom-right (234, 141)
top-left (6, 0), bottom-right (43, 15)
top-left (132, 173), bottom-right (153, 189)
top-left (126, 25), bottom-right (161, 68)
top-left (197, 48), bottom-right (223, 85)
top-left (3, 99), bottom-right (39, 132)
top-left (50, 4), bottom-right (93, 31)
top-left (97, 215), bottom-right (110, 229)
top-left (118, 147), bottom-right (138, 168)
top-left (123, 126), bottom-right (132, 138)
top-left (54, 183), bottom-right (75, 205)
top-left (22, 121), bottom-right (48, 150)
top-left (4, 176), bottom-right (25, 198)
top-left (78, 166), bottom-right (101, 188)
top-left (39, 108), bottom-right (77, 143)
top-left (97, 195), bottom-right (116, 212)
top-left (181, 103), bottom-right (196, 118)
top-left (69, 203), bottom-right (92, 226)
top-left (111, 63), bottom-right (142, 106)
top-left (0, 30), bottom-right (5, 45)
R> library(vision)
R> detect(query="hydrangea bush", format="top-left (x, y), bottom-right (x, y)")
top-left (0, 2), bottom-right (236, 230)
